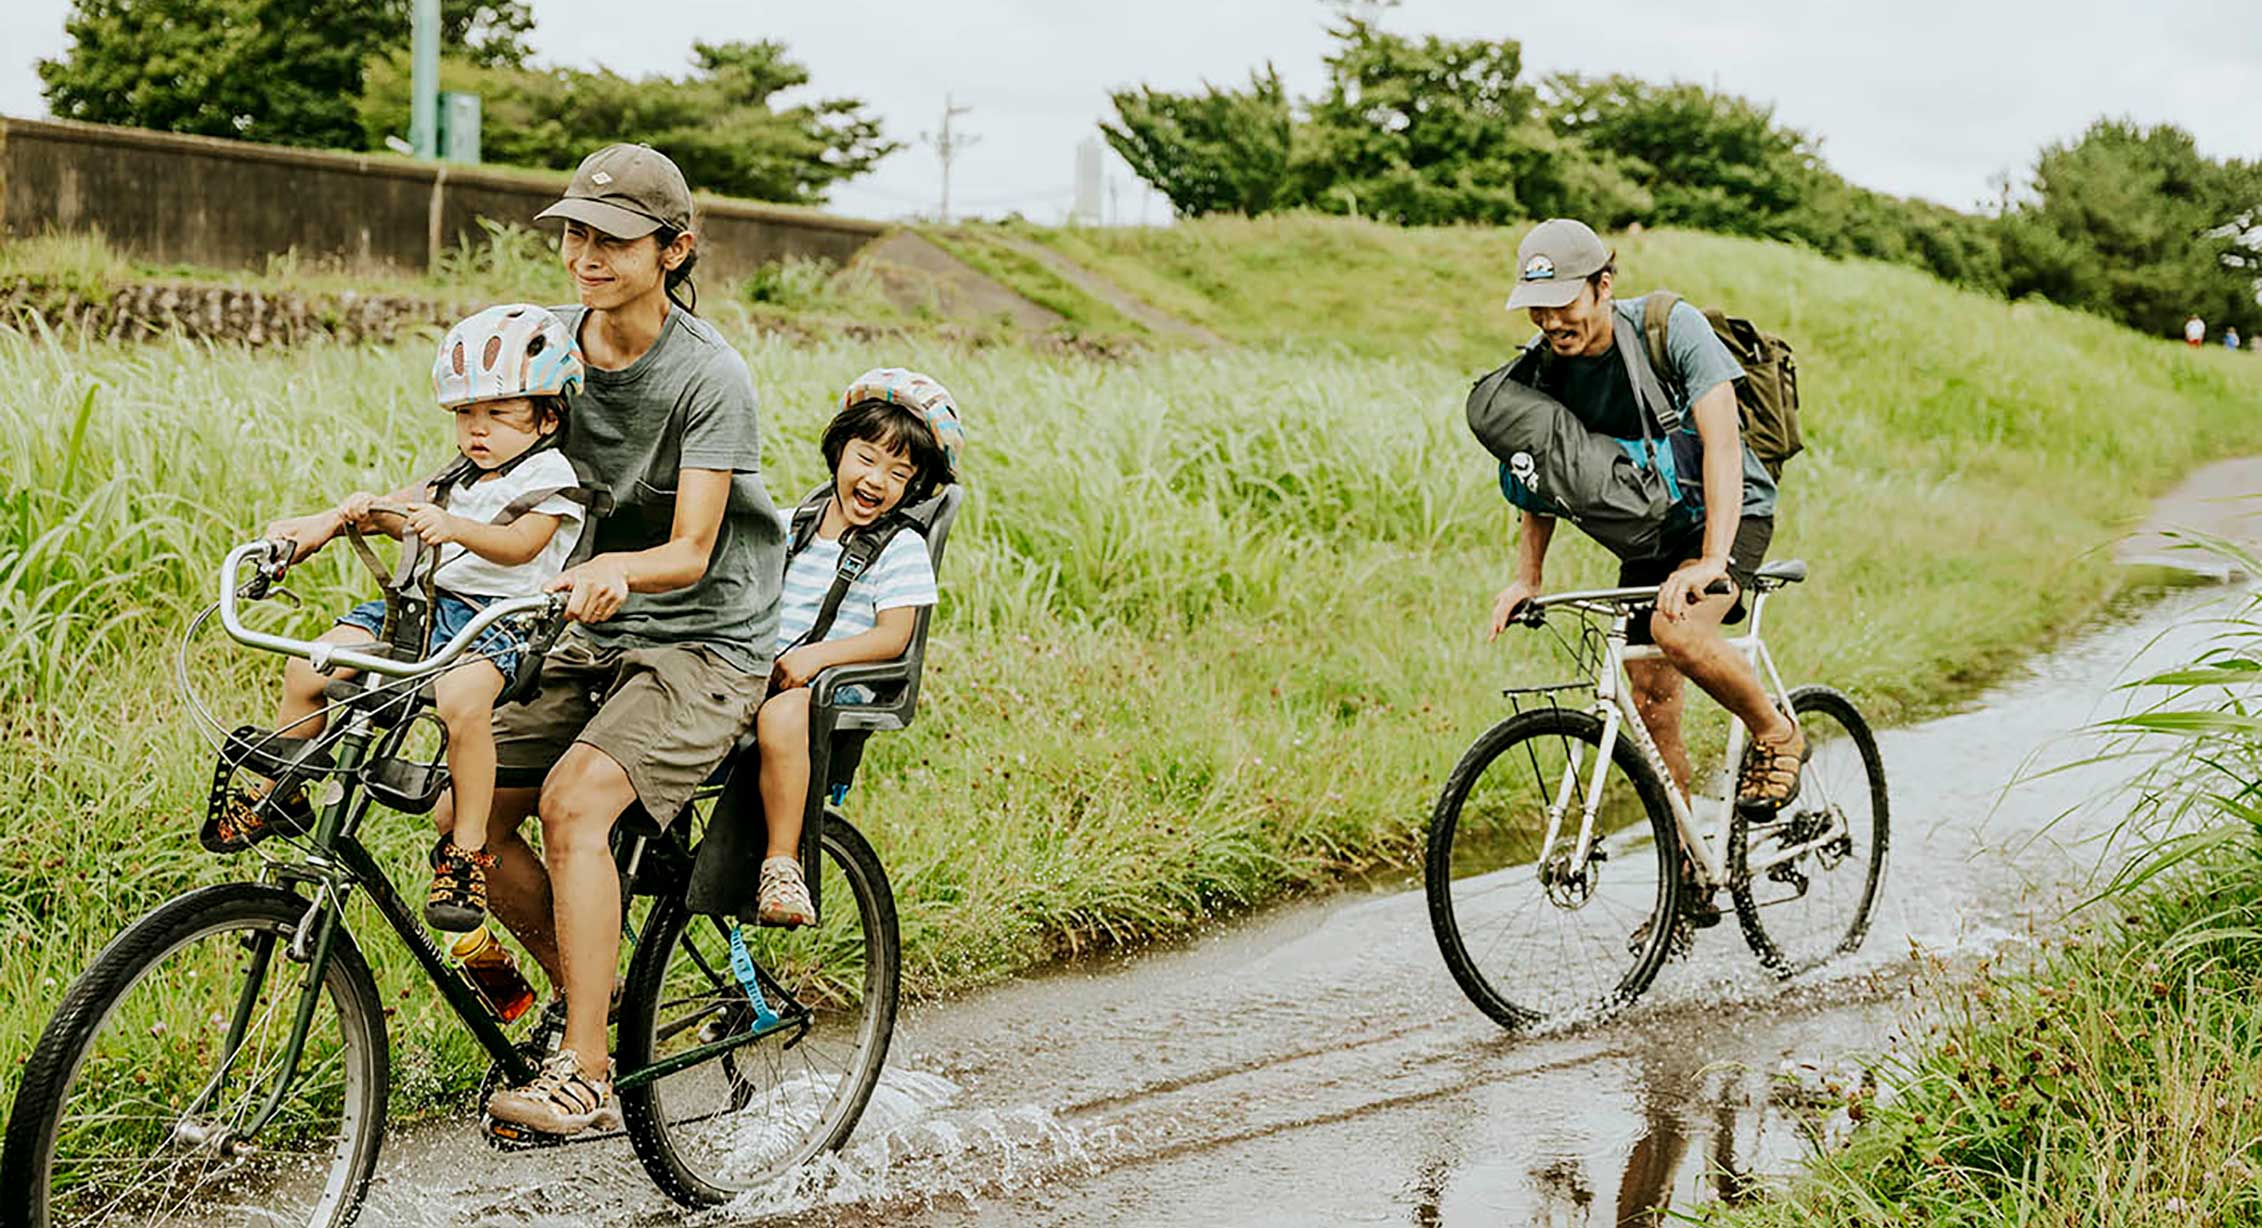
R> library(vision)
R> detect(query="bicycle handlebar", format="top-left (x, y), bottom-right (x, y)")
top-left (217, 540), bottom-right (564, 679)
top-left (1513, 577), bottom-right (1735, 627)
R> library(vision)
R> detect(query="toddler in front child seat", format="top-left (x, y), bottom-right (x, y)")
top-left (752, 368), bottom-right (964, 925)
top-left (214, 304), bottom-right (589, 934)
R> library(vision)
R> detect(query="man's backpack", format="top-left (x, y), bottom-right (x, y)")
top-left (1640, 292), bottom-right (1803, 480)
top-left (1466, 309), bottom-right (1692, 561)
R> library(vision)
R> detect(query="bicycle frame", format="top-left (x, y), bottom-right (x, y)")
top-left (200, 541), bottom-right (812, 1144)
top-left (1526, 584), bottom-right (1845, 891)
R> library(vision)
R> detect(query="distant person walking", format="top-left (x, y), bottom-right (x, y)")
top-left (2226, 327), bottom-right (2242, 351)
top-left (2186, 314), bottom-right (2207, 347)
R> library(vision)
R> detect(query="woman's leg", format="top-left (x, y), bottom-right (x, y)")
top-left (535, 744), bottom-right (639, 1077)
top-left (755, 687), bottom-right (814, 861)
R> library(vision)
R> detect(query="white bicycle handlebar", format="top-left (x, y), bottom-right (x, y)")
top-left (217, 540), bottom-right (561, 679)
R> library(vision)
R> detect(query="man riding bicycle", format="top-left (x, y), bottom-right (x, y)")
top-left (1485, 219), bottom-right (1807, 872)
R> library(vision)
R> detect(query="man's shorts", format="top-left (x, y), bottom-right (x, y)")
top-left (338, 593), bottom-right (522, 681)
top-left (492, 632), bottom-right (769, 823)
top-left (1617, 516), bottom-right (1775, 646)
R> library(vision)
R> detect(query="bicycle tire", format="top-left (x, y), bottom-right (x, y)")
top-left (1425, 707), bottom-right (1682, 1031)
top-left (1730, 685), bottom-right (1890, 978)
top-left (0, 882), bottom-right (389, 1228)
top-left (618, 816), bottom-right (900, 1206)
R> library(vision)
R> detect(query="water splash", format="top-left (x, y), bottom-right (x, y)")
top-left (706, 1069), bottom-right (1113, 1223)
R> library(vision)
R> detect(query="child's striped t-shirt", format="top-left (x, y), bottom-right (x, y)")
top-left (773, 528), bottom-right (938, 652)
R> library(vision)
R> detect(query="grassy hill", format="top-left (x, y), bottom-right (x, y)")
top-left (4, 213), bottom-right (2259, 1113)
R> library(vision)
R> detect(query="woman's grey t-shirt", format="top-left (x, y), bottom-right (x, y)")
top-left (553, 305), bottom-right (783, 674)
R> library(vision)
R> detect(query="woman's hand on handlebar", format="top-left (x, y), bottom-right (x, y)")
top-left (262, 509), bottom-right (343, 566)
top-left (1488, 579), bottom-right (1540, 641)
top-left (547, 555), bottom-right (632, 623)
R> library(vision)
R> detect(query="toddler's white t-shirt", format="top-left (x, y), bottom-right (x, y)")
top-left (430, 450), bottom-right (586, 597)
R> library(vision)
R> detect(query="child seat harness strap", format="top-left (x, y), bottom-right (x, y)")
top-left (782, 489), bottom-right (913, 653)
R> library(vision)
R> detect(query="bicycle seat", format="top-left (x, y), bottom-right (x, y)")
top-left (1752, 559), bottom-right (1808, 589)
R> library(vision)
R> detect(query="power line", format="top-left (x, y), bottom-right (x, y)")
top-left (921, 94), bottom-right (979, 224)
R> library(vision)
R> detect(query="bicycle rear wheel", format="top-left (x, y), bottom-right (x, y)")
top-left (1425, 707), bottom-right (1682, 1030)
top-left (617, 816), bottom-right (899, 1206)
top-left (0, 883), bottom-right (388, 1228)
top-left (1731, 685), bottom-right (1889, 977)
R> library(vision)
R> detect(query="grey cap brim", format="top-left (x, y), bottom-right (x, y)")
top-left (533, 197), bottom-right (664, 239)
top-left (1505, 278), bottom-right (1586, 311)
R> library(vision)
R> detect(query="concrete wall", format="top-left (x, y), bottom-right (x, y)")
top-left (0, 116), bottom-right (887, 282)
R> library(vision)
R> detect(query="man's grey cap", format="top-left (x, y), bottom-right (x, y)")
top-left (1505, 218), bottom-right (1611, 311)
top-left (534, 143), bottom-right (693, 239)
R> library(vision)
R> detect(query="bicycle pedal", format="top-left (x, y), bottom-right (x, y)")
top-left (480, 1114), bottom-right (569, 1152)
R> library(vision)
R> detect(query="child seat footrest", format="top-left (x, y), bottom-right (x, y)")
top-left (364, 757), bottom-right (450, 814)
top-left (217, 725), bottom-right (337, 784)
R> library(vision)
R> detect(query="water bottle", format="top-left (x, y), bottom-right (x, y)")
top-left (450, 925), bottom-right (536, 1023)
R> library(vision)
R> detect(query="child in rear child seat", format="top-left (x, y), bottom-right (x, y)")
top-left (753, 368), bottom-right (963, 925)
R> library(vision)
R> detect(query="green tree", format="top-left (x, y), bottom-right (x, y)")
top-left (1295, 15), bottom-right (1537, 225)
top-left (1541, 74), bottom-right (1816, 237)
top-left (1100, 67), bottom-right (1297, 218)
top-left (39, 0), bottom-right (533, 148)
top-left (358, 40), bottom-right (898, 205)
top-left (2000, 120), bottom-right (2262, 336)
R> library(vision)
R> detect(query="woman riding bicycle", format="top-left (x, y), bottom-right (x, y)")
top-left (272, 142), bottom-right (786, 1135)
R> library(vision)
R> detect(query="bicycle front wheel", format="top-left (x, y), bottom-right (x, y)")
top-left (618, 815), bottom-right (900, 1206)
top-left (1731, 685), bottom-right (1890, 978)
top-left (0, 883), bottom-right (389, 1228)
top-left (1425, 707), bottom-right (1682, 1031)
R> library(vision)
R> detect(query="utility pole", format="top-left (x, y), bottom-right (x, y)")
top-left (925, 94), bottom-right (978, 223)
top-left (410, 0), bottom-right (440, 158)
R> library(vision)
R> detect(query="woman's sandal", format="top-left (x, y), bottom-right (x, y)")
top-left (199, 784), bottom-right (314, 854)
top-left (1736, 721), bottom-right (1811, 812)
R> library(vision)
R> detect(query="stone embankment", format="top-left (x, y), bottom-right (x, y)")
top-left (2, 277), bottom-right (467, 346)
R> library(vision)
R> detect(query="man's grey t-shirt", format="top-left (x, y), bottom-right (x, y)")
top-left (552, 305), bottom-right (784, 674)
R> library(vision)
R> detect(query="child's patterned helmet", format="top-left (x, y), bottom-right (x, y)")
top-left (433, 304), bottom-right (585, 410)
top-left (841, 367), bottom-right (964, 479)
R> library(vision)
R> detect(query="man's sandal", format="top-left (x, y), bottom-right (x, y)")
top-left (1737, 720), bottom-right (1811, 812)
top-left (199, 784), bottom-right (314, 854)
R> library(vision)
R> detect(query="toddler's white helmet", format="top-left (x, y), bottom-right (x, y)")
top-left (433, 304), bottom-right (584, 409)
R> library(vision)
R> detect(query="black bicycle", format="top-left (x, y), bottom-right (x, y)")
top-left (0, 484), bottom-right (963, 1226)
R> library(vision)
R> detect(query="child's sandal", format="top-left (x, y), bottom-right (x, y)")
top-left (756, 856), bottom-right (816, 928)
top-left (426, 841), bottom-right (496, 932)
top-left (199, 784), bottom-right (313, 854)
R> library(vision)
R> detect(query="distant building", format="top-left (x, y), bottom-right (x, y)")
top-left (1072, 137), bottom-right (1105, 227)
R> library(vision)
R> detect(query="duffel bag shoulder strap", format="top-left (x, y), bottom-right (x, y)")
top-left (1613, 308), bottom-right (1679, 437)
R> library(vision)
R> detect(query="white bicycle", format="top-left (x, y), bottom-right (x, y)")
top-left (1423, 560), bottom-right (1888, 1030)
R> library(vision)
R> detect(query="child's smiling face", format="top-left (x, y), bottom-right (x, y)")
top-left (833, 435), bottom-right (918, 528)
top-left (454, 396), bottom-right (553, 469)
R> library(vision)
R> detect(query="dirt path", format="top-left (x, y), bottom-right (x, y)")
top-left (2117, 455), bottom-right (2262, 576)
top-left (352, 578), bottom-right (2244, 1227)
top-left (987, 235), bottom-right (1228, 347)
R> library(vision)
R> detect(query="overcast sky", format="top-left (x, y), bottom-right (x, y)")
top-left (3, 0), bottom-right (2257, 224)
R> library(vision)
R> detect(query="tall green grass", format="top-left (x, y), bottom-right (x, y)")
top-left (3, 219), bottom-right (2260, 1115)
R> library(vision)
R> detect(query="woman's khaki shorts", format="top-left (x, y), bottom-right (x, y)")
top-left (492, 633), bottom-right (768, 823)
